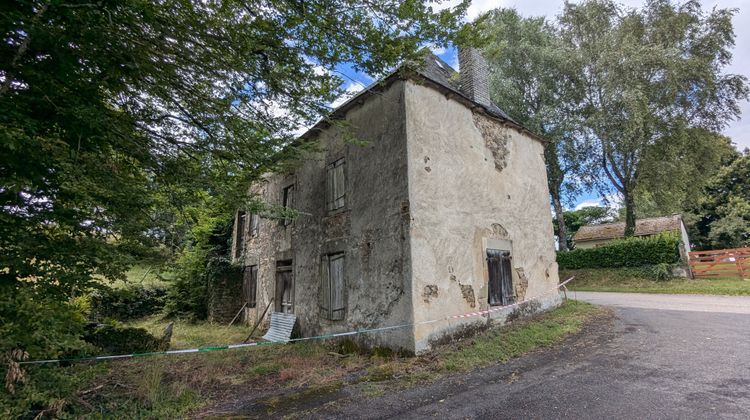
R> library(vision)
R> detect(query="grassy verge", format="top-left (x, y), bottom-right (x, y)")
top-left (564, 268), bottom-right (750, 296)
top-left (20, 301), bottom-right (604, 417)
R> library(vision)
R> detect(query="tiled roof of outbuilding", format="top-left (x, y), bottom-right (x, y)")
top-left (573, 215), bottom-right (682, 242)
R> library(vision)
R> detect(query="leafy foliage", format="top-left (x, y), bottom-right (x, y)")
top-left (689, 151), bottom-right (750, 250)
top-left (83, 322), bottom-right (169, 354)
top-left (559, 0), bottom-right (748, 235)
top-left (553, 206), bottom-right (616, 246)
top-left (557, 233), bottom-right (681, 269)
top-left (0, 0), bottom-right (470, 298)
top-left (88, 285), bottom-right (168, 322)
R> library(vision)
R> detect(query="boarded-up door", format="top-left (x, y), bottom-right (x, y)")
top-left (487, 249), bottom-right (514, 306)
top-left (275, 261), bottom-right (294, 313)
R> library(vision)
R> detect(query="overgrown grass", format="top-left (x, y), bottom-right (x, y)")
top-left (129, 316), bottom-right (249, 349)
top-left (20, 301), bottom-right (604, 417)
top-left (564, 268), bottom-right (750, 296)
top-left (107, 263), bottom-right (173, 289)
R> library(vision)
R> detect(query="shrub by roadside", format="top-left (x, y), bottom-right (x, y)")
top-left (557, 233), bottom-right (681, 270)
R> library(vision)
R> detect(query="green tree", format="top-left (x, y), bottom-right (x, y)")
top-left (635, 129), bottom-right (736, 217)
top-left (689, 150), bottom-right (750, 250)
top-left (480, 9), bottom-right (596, 251)
top-left (0, 0), bottom-right (470, 298)
top-left (559, 0), bottom-right (748, 236)
top-left (553, 206), bottom-right (615, 247)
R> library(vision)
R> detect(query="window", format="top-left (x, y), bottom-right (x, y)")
top-left (249, 213), bottom-right (260, 237)
top-left (234, 211), bottom-right (246, 259)
top-left (244, 265), bottom-right (258, 308)
top-left (487, 249), bottom-right (514, 306)
top-left (320, 253), bottom-right (345, 320)
top-left (281, 184), bottom-right (294, 226)
top-left (326, 158), bottom-right (345, 211)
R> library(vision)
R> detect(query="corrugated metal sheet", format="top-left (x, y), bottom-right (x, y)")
top-left (262, 312), bottom-right (297, 343)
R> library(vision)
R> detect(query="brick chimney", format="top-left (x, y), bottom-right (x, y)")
top-left (458, 47), bottom-right (491, 107)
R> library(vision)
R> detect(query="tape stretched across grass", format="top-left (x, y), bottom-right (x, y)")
top-left (19, 277), bottom-right (575, 365)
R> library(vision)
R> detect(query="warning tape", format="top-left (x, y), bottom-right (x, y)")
top-left (19, 277), bottom-right (575, 365)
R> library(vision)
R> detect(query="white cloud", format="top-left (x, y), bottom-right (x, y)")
top-left (330, 82), bottom-right (365, 109)
top-left (574, 199), bottom-right (601, 211)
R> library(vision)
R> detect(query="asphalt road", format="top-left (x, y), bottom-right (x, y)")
top-left (317, 293), bottom-right (750, 419)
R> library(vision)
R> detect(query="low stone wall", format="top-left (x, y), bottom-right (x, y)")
top-left (208, 272), bottom-right (244, 324)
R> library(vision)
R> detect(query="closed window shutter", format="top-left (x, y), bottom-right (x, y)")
top-left (234, 211), bottom-right (246, 259)
top-left (250, 214), bottom-right (259, 237)
top-left (326, 164), bottom-right (334, 211)
top-left (333, 161), bottom-right (345, 209)
top-left (320, 255), bottom-right (331, 314)
top-left (244, 265), bottom-right (258, 308)
top-left (329, 254), bottom-right (345, 320)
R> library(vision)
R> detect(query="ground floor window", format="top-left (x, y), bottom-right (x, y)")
top-left (487, 248), bottom-right (514, 306)
top-left (320, 253), bottom-right (345, 320)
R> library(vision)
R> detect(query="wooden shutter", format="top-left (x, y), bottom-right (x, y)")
top-left (244, 265), bottom-right (258, 308)
top-left (329, 253), bottom-right (345, 320)
top-left (320, 255), bottom-right (331, 314)
top-left (326, 159), bottom-right (345, 211)
top-left (487, 249), bottom-right (513, 306)
top-left (320, 253), bottom-right (345, 320)
top-left (249, 213), bottom-right (259, 237)
top-left (234, 211), bottom-right (246, 258)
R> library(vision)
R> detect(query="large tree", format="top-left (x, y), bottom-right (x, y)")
top-left (559, 0), bottom-right (748, 236)
top-left (480, 9), bottom-right (596, 251)
top-left (689, 150), bottom-right (750, 250)
top-left (0, 0), bottom-right (470, 297)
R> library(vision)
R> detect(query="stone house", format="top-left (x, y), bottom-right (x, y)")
top-left (231, 49), bottom-right (561, 354)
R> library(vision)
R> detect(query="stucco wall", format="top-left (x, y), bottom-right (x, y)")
top-left (239, 80), bottom-right (415, 352)
top-left (403, 81), bottom-right (561, 353)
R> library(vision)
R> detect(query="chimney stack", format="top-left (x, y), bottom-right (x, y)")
top-left (458, 47), bottom-right (491, 107)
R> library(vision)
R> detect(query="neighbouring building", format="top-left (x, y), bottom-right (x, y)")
top-left (231, 49), bottom-right (561, 354)
top-left (573, 214), bottom-right (692, 260)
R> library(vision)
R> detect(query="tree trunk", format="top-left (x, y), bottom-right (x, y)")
top-left (545, 142), bottom-right (568, 251)
top-left (623, 189), bottom-right (636, 237)
top-left (551, 191), bottom-right (569, 251)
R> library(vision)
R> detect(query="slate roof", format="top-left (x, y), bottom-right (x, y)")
top-left (300, 51), bottom-right (538, 142)
top-left (573, 215), bottom-right (683, 242)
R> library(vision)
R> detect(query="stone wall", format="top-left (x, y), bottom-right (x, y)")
top-left (239, 80), bottom-right (415, 352)
top-left (403, 80), bottom-right (561, 353)
top-left (207, 271), bottom-right (244, 324)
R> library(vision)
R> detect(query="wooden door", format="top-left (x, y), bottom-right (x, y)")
top-left (275, 262), bottom-right (293, 313)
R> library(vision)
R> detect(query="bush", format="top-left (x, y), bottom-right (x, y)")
top-left (83, 322), bottom-right (170, 354)
top-left (0, 287), bottom-right (95, 418)
top-left (559, 233), bottom-right (681, 269)
top-left (88, 285), bottom-right (168, 322)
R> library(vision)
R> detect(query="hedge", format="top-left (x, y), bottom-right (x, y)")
top-left (558, 233), bottom-right (681, 269)
top-left (88, 285), bottom-right (167, 321)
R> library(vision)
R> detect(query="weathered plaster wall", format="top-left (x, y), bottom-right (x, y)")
top-left (403, 81), bottom-right (561, 353)
top-left (240, 81), bottom-right (415, 352)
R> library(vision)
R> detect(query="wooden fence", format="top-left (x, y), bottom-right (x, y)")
top-left (688, 247), bottom-right (750, 279)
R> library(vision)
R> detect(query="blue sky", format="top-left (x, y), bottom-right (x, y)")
top-left (331, 0), bottom-right (750, 211)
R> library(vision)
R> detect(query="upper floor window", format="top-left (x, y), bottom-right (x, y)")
top-left (282, 184), bottom-right (294, 226)
top-left (234, 211), bottom-right (246, 258)
top-left (326, 158), bottom-right (345, 211)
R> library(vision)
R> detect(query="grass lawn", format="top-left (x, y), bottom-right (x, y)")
top-left (564, 268), bottom-right (750, 296)
top-left (29, 301), bottom-right (605, 418)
